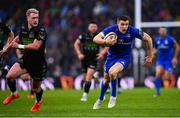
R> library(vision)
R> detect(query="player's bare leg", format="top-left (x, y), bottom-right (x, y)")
top-left (163, 70), bottom-right (171, 88)
top-left (3, 63), bottom-right (27, 105)
top-left (108, 63), bottom-right (124, 108)
top-left (81, 68), bottom-right (95, 102)
top-left (30, 79), bottom-right (43, 112)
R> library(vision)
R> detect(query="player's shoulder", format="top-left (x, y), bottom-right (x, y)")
top-left (128, 25), bottom-right (138, 32)
top-left (37, 25), bottom-right (46, 32)
top-left (166, 35), bottom-right (174, 40)
top-left (78, 32), bottom-right (86, 39)
top-left (20, 23), bottom-right (27, 31)
top-left (81, 32), bottom-right (87, 36)
top-left (105, 24), bottom-right (118, 30)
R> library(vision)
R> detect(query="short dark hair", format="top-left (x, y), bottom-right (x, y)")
top-left (117, 15), bottom-right (130, 22)
top-left (89, 21), bottom-right (97, 25)
top-left (160, 26), bottom-right (166, 29)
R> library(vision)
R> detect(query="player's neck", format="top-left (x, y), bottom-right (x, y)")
top-left (160, 35), bottom-right (166, 38)
top-left (28, 23), bottom-right (32, 30)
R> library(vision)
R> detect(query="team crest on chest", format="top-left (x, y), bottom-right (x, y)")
top-left (164, 40), bottom-right (168, 45)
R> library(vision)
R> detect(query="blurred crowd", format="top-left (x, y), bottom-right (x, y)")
top-left (0, 0), bottom-right (180, 78)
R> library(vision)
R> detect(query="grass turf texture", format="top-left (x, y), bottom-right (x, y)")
top-left (0, 88), bottom-right (180, 117)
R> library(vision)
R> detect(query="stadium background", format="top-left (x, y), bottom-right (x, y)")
top-left (0, 0), bottom-right (180, 89)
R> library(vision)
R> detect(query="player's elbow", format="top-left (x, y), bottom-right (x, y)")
top-left (9, 32), bottom-right (14, 40)
top-left (143, 33), bottom-right (152, 43)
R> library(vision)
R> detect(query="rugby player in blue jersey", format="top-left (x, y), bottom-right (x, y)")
top-left (153, 27), bottom-right (179, 97)
top-left (93, 15), bottom-right (153, 109)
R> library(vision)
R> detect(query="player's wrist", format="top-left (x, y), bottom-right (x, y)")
top-left (18, 44), bottom-right (25, 49)
top-left (103, 40), bottom-right (107, 45)
top-left (173, 56), bottom-right (177, 60)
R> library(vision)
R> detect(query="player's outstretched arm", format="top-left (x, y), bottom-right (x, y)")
top-left (4, 31), bottom-right (14, 49)
top-left (11, 38), bottom-right (43, 51)
top-left (0, 34), bottom-right (16, 57)
top-left (172, 40), bottom-right (180, 68)
top-left (142, 32), bottom-right (153, 66)
top-left (23, 39), bottom-right (43, 50)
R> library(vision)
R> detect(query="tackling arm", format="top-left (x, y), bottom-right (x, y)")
top-left (24, 39), bottom-right (43, 50)
top-left (4, 31), bottom-right (14, 49)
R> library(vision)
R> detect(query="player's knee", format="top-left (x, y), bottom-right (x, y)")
top-left (109, 71), bottom-right (118, 80)
top-left (6, 74), bottom-right (15, 81)
top-left (155, 72), bottom-right (161, 78)
top-left (32, 87), bottom-right (41, 93)
top-left (104, 79), bottom-right (110, 85)
top-left (85, 75), bottom-right (93, 82)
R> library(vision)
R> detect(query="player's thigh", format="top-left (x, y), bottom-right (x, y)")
top-left (86, 68), bottom-right (95, 81)
top-left (6, 63), bottom-right (27, 79)
top-left (155, 65), bottom-right (164, 77)
top-left (109, 62), bottom-right (124, 79)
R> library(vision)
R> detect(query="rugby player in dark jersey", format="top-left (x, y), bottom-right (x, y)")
top-left (0, 21), bottom-right (14, 78)
top-left (1, 8), bottom-right (47, 112)
top-left (74, 22), bottom-right (108, 102)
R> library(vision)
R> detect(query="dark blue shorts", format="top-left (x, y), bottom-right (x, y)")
top-left (104, 57), bottom-right (130, 73)
top-left (156, 60), bottom-right (173, 73)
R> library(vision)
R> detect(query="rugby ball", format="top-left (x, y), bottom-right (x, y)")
top-left (104, 32), bottom-right (117, 42)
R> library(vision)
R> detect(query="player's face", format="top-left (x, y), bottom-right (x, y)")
top-left (159, 28), bottom-right (167, 37)
top-left (88, 24), bottom-right (98, 34)
top-left (118, 20), bottom-right (129, 34)
top-left (27, 13), bottom-right (39, 27)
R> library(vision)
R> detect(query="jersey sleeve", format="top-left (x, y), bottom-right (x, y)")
top-left (102, 25), bottom-right (115, 36)
top-left (131, 27), bottom-right (144, 40)
top-left (78, 34), bottom-right (84, 42)
top-left (3, 25), bottom-right (11, 35)
top-left (36, 27), bottom-right (47, 41)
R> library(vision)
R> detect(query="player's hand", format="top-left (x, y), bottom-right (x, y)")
top-left (78, 53), bottom-right (85, 60)
top-left (104, 39), bottom-right (116, 46)
top-left (144, 56), bottom-right (153, 66)
top-left (172, 57), bottom-right (178, 68)
top-left (97, 53), bottom-right (104, 60)
top-left (11, 41), bottom-right (19, 48)
top-left (0, 49), bottom-right (8, 57)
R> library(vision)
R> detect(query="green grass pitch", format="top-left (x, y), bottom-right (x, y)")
top-left (0, 88), bottom-right (180, 117)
